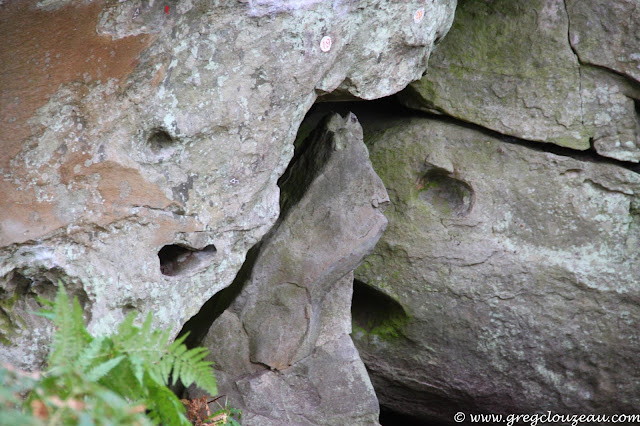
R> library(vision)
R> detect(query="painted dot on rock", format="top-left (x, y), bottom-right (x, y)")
top-left (414, 8), bottom-right (425, 23)
top-left (320, 36), bottom-right (332, 53)
top-left (165, 5), bottom-right (169, 14)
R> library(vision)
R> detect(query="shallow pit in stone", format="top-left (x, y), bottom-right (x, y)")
top-left (147, 128), bottom-right (175, 153)
top-left (417, 167), bottom-right (474, 217)
top-left (158, 244), bottom-right (217, 277)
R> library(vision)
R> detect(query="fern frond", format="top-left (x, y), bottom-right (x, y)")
top-left (166, 343), bottom-right (189, 385)
top-left (116, 312), bottom-right (138, 339)
top-left (144, 376), bottom-right (191, 426)
top-left (140, 311), bottom-right (153, 336)
top-left (33, 296), bottom-right (55, 319)
top-left (168, 345), bottom-right (217, 395)
top-left (150, 329), bottom-right (172, 352)
top-left (174, 347), bottom-right (209, 386)
top-left (98, 360), bottom-right (145, 401)
top-left (158, 356), bottom-right (173, 385)
top-left (85, 355), bottom-right (125, 382)
top-left (129, 355), bottom-right (145, 386)
top-left (31, 285), bottom-right (225, 425)
top-left (167, 332), bottom-right (188, 351)
top-left (48, 284), bottom-right (91, 370)
top-left (76, 336), bottom-right (110, 373)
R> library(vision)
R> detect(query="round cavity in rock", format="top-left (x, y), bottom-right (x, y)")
top-left (147, 128), bottom-right (175, 152)
top-left (417, 169), bottom-right (474, 217)
top-left (158, 244), bottom-right (217, 277)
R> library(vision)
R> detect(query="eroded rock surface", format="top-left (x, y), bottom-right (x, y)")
top-left (400, 0), bottom-right (640, 162)
top-left (567, 0), bottom-right (640, 84)
top-left (0, 0), bottom-right (456, 368)
top-left (354, 116), bottom-right (640, 422)
top-left (189, 113), bottom-right (389, 424)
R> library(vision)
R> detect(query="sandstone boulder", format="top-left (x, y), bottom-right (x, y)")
top-left (354, 116), bottom-right (640, 422)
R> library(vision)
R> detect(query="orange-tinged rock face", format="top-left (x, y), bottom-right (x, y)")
top-left (0, 0), bottom-right (155, 244)
top-left (0, 0), bottom-right (457, 374)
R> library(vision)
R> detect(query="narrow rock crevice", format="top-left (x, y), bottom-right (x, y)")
top-left (175, 240), bottom-right (261, 350)
top-left (562, 0), bottom-right (585, 126)
top-left (174, 108), bottom-right (332, 350)
top-left (582, 60), bottom-right (640, 90)
top-left (312, 95), bottom-right (640, 174)
top-left (440, 112), bottom-right (640, 174)
top-left (564, 0), bottom-right (640, 144)
top-left (564, 6), bottom-right (640, 92)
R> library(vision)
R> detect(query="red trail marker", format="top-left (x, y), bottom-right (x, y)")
top-left (165, 5), bottom-right (169, 14)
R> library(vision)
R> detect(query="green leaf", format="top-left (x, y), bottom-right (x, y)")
top-left (98, 360), bottom-right (145, 401)
top-left (85, 355), bottom-right (125, 382)
top-left (144, 376), bottom-right (191, 426)
top-left (141, 312), bottom-right (153, 336)
top-left (77, 336), bottom-right (110, 373)
top-left (159, 357), bottom-right (172, 385)
top-left (35, 296), bottom-right (54, 308)
top-left (129, 355), bottom-right (145, 386)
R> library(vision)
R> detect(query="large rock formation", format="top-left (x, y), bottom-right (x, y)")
top-left (353, 115), bottom-right (640, 421)
top-left (350, 0), bottom-right (640, 422)
top-left (0, 0), bottom-right (456, 370)
top-left (188, 113), bottom-right (389, 424)
top-left (6, 0), bottom-right (639, 422)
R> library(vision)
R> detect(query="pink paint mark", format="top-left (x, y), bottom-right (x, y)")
top-left (165, 5), bottom-right (169, 14)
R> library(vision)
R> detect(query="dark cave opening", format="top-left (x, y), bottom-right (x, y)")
top-left (306, 94), bottom-right (416, 136)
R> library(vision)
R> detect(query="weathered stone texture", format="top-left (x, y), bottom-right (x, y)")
top-left (399, 0), bottom-right (587, 149)
top-left (189, 113), bottom-right (388, 424)
top-left (354, 116), bottom-right (640, 421)
top-left (400, 0), bottom-right (640, 162)
top-left (567, 0), bottom-right (640, 84)
top-left (0, 0), bottom-right (456, 368)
